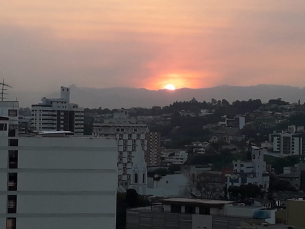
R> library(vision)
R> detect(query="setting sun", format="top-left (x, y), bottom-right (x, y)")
top-left (164, 84), bottom-right (176, 90)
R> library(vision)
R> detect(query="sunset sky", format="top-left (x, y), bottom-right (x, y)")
top-left (1, 1), bottom-right (305, 93)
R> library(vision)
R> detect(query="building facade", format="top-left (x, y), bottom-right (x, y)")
top-left (226, 146), bottom-right (269, 191)
top-left (1, 100), bottom-right (118, 229)
top-left (93, 110), bottom-right (148, 195)
top-left (276, 199), bottom-right (305, 228)
top-left (269, 131), bottom-right (304, 156)
top-left (31, 87), bottom-right (84, 135)
top-left (145, 132), bottom-right (161, 166)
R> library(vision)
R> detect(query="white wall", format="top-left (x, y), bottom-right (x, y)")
top-left (18, 173), bottom-right (116, 192)
top-left (18, 138), bottom-right (116, 170)
top-left (17, 195), bottom-right (116, 214)
top-left (225, 205), bottom-right (259, 218)
top-left (0, 196), bottom-right (7, 214)
top-left (17, 217), bottom-right (115, 229)
top-left (2, 136), bottom-right (118, 229)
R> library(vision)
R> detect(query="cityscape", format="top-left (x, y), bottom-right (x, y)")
top-left (2, 1), bottom-right (305, 229)
top-left (2, 84), bottom-right (305, 229)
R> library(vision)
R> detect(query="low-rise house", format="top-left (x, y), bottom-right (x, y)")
top-left (126, 198), bottom-right (277, 229)
top-left (218, 115), bottom-right (246, 130)
top-left (161, 149), bottom-right (188, 165)
top-left (199, 109), bottom-right (213, 117)
top-left (195, 148), bottom-right (206, 154)
top-left (179, 110), bottom-right (196, 117)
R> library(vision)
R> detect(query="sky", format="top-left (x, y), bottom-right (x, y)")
top-left (1, 0), bottom-right (305, 94)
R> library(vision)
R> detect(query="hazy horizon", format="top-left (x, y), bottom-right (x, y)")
top-left (8, 84), bottom-right (305, 109)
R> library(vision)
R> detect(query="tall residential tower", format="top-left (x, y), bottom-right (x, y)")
top-left (93, 110), bottom-right (148, 195)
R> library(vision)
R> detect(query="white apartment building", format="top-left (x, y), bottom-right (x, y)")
top-left (31, 87), bottom-right (84, 135)
top-left (226, 146), bottom-right (269, 191)
top-left (269, 127), bottom-right (304, 156)
top-left (1, 100), bottom-right (118, 229)
top-left (93, 110), bottom-right (148, 195)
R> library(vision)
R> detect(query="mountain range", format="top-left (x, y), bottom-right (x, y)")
top-left (14, 84), bottom-right (305, 109)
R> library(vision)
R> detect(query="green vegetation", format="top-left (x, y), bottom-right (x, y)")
top-left (268, 173), bottom-right (296, 192)
top-left (264, 155), bottom-right (300, 174)
top-left (228, 184), bottom-right (262, 200)
top-left (188, 149), bottom-right (247, 170)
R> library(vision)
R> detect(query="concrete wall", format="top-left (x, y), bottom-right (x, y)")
top-left (1, 136), bottom-right (118, 229)
top-left (225, 205), bottom-right (259, 218)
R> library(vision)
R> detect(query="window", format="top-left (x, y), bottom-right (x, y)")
top-left (6, 218), bottom-right (16, 229)
top-left (8, 139), bottom-right (18, 147)
top-left (134, 173), bottom-right (138, 184)
top-left (199, 207), bottom-right (210, 215)
top-left (0, 123), bottom-right (7, 131)
top-left (8, 174), bottom-right (17, 191)
top-left (8, 110), bottom-right (17, 117)
top-left (7, 195), bottom-right (17, 213)
top-left (8, 151), bottom-right (18, 169)
top-left (185, 206), bottom-right (195, 214)
top-left (143, 174), bottom-right (145, 184)
top-left (8, 128), bottom-right (16, 137)
top-left (171, 205), bottom-right (181, 213)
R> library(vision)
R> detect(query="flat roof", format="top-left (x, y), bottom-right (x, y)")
top-left (161, 198), bottom-right (234, 207)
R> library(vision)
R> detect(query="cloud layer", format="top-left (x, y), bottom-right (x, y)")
top-left (1, 0), bottom-right (305, 98)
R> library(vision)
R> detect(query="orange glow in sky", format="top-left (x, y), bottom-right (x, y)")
top-left (1, 0), bottom-right (305, 92)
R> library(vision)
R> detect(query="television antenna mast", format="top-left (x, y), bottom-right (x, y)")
top-left (0, 79), bottom-right (12, 101)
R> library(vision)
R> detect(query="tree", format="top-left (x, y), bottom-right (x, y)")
top-left (193, 172), bottom-right (224, 199)
top-left (221, 99), bottom-right (230, 107)
top-left (268, 173), bottom-right (297, 192)
top-left (168, 164), bottom-right (181, 174)
top-left (126, 189), bottom-right (138, 207)
top-left (228, 184), bottom-right (262, 200)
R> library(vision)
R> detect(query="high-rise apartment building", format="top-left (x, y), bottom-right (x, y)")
top-left (1, 100), bottom-right (118, 229)
top-left (145, 132), bottom-right (161, 166)
top-left (269, 126), bottom-right (305, 156)
top-left (31, 87), bottom-right (84, 135)
top-left (93, 110), bottom-right (148, 195)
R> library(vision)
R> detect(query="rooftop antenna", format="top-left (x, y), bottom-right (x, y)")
top-left (0, 79), bottom-right (12, 101)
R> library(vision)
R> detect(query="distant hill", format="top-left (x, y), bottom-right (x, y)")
top-left (14, 84), bottom-right (305, 109)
